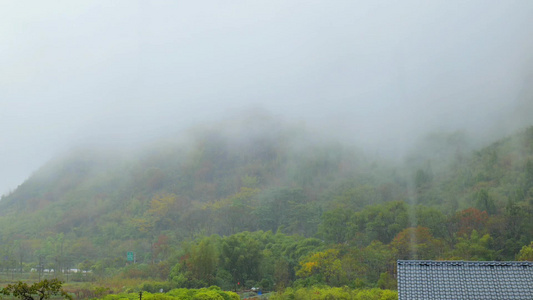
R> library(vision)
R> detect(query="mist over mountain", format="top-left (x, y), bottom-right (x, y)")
top-left (1, 106), bottom-right (533, 293)
top-left (2, 1), bottom-right (533, 196)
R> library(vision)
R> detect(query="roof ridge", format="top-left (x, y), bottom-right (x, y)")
top-left (397, 260), bottom-right (533, 266)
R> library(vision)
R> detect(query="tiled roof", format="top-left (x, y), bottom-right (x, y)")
top-left (397, 260), bottom-right (533, 300)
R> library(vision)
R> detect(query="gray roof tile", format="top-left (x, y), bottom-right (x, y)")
top-left (397, 260), bottom-right (533, 300)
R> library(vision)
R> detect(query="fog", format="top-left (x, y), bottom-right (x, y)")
top-left (1, 1), bottom-right (533, 195)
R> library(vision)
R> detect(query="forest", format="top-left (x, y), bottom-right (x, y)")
top-left (1, 118), bottom-right (533, 298)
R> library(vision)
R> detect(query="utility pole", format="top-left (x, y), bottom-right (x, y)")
top-left (38, 256), bottom-right (44, 282)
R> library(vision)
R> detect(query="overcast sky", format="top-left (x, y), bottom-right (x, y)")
top-left (1, 1), bottom-right (533, 195)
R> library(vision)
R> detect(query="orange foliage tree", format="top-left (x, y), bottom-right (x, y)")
top-left (391, 226), bottom-right (443, 260)
top-left (448, 207), bottom-right (489, 237)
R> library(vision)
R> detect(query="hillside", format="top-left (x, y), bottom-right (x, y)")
top-left (0, 118), bottom-right (390, 235)
top-left (1, 120), bottom-right (532, 290)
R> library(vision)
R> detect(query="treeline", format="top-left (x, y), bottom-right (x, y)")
top-left (114, 202), bottom-right (533, 290)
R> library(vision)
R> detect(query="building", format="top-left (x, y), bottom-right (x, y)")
top-left (397, 260), bottom-right (533, 300)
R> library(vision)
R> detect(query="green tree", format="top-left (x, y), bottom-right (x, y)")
top-left (415, 206), bottom-right (448, 238)
top-left (360, 241), bottom-right (395, 285)
top-left (449, 230), bottom-right (495, 260)
top-left (475, 189), bottom-right (496, 215)
top-left (517, 242), bottom-right (533, 261)
top-left (208, 188), bottom-right (260, 235)
top-left (35, 234), bottom-right (66, 277)
top-left (189, 236), bottom-right (219, 286)
top-left (525, 159), bottom-right (533, 194)
top-left (1, 279), bottom-right (71, 300)
top-left (255, 188), bottom-right (307, 234)
top-left (318, 207), bottom-right (352, 244)
top-left (349, 201), bottom-right (409, 245)
top-left (220, 232), bottom-right (263, 288)
top-left (415, 168), bottom-right (433, 191)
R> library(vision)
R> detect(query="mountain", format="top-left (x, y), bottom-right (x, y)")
top-left (1, 118), bottom-right (532, 288)
top-left (0, 117), bottom-right (392, 255)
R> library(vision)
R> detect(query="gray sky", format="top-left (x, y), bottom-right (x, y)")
top-left (2, 1), bottom-right (533, 195)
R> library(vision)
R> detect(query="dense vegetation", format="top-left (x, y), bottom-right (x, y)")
top-left (1, 117), bottom-right (532, 295)
top-left (269, 287), bottom-right (397, 300)
top-left (102, 286), bottom-right (239, 300)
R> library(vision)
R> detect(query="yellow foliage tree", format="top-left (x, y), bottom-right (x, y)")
top-left (296, 249), bottom-right (346, 286)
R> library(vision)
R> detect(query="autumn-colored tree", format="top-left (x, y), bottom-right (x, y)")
top-left (391, 226), bottom-right (443, 260)
top-left (132, 193), bottom-right (179, 235)
top-left (152, 235), bottom-right (171, 261)
top-left (296, 249), bottom-right (346, 286)
top-left (448, 207), bottom-right (489, 237)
